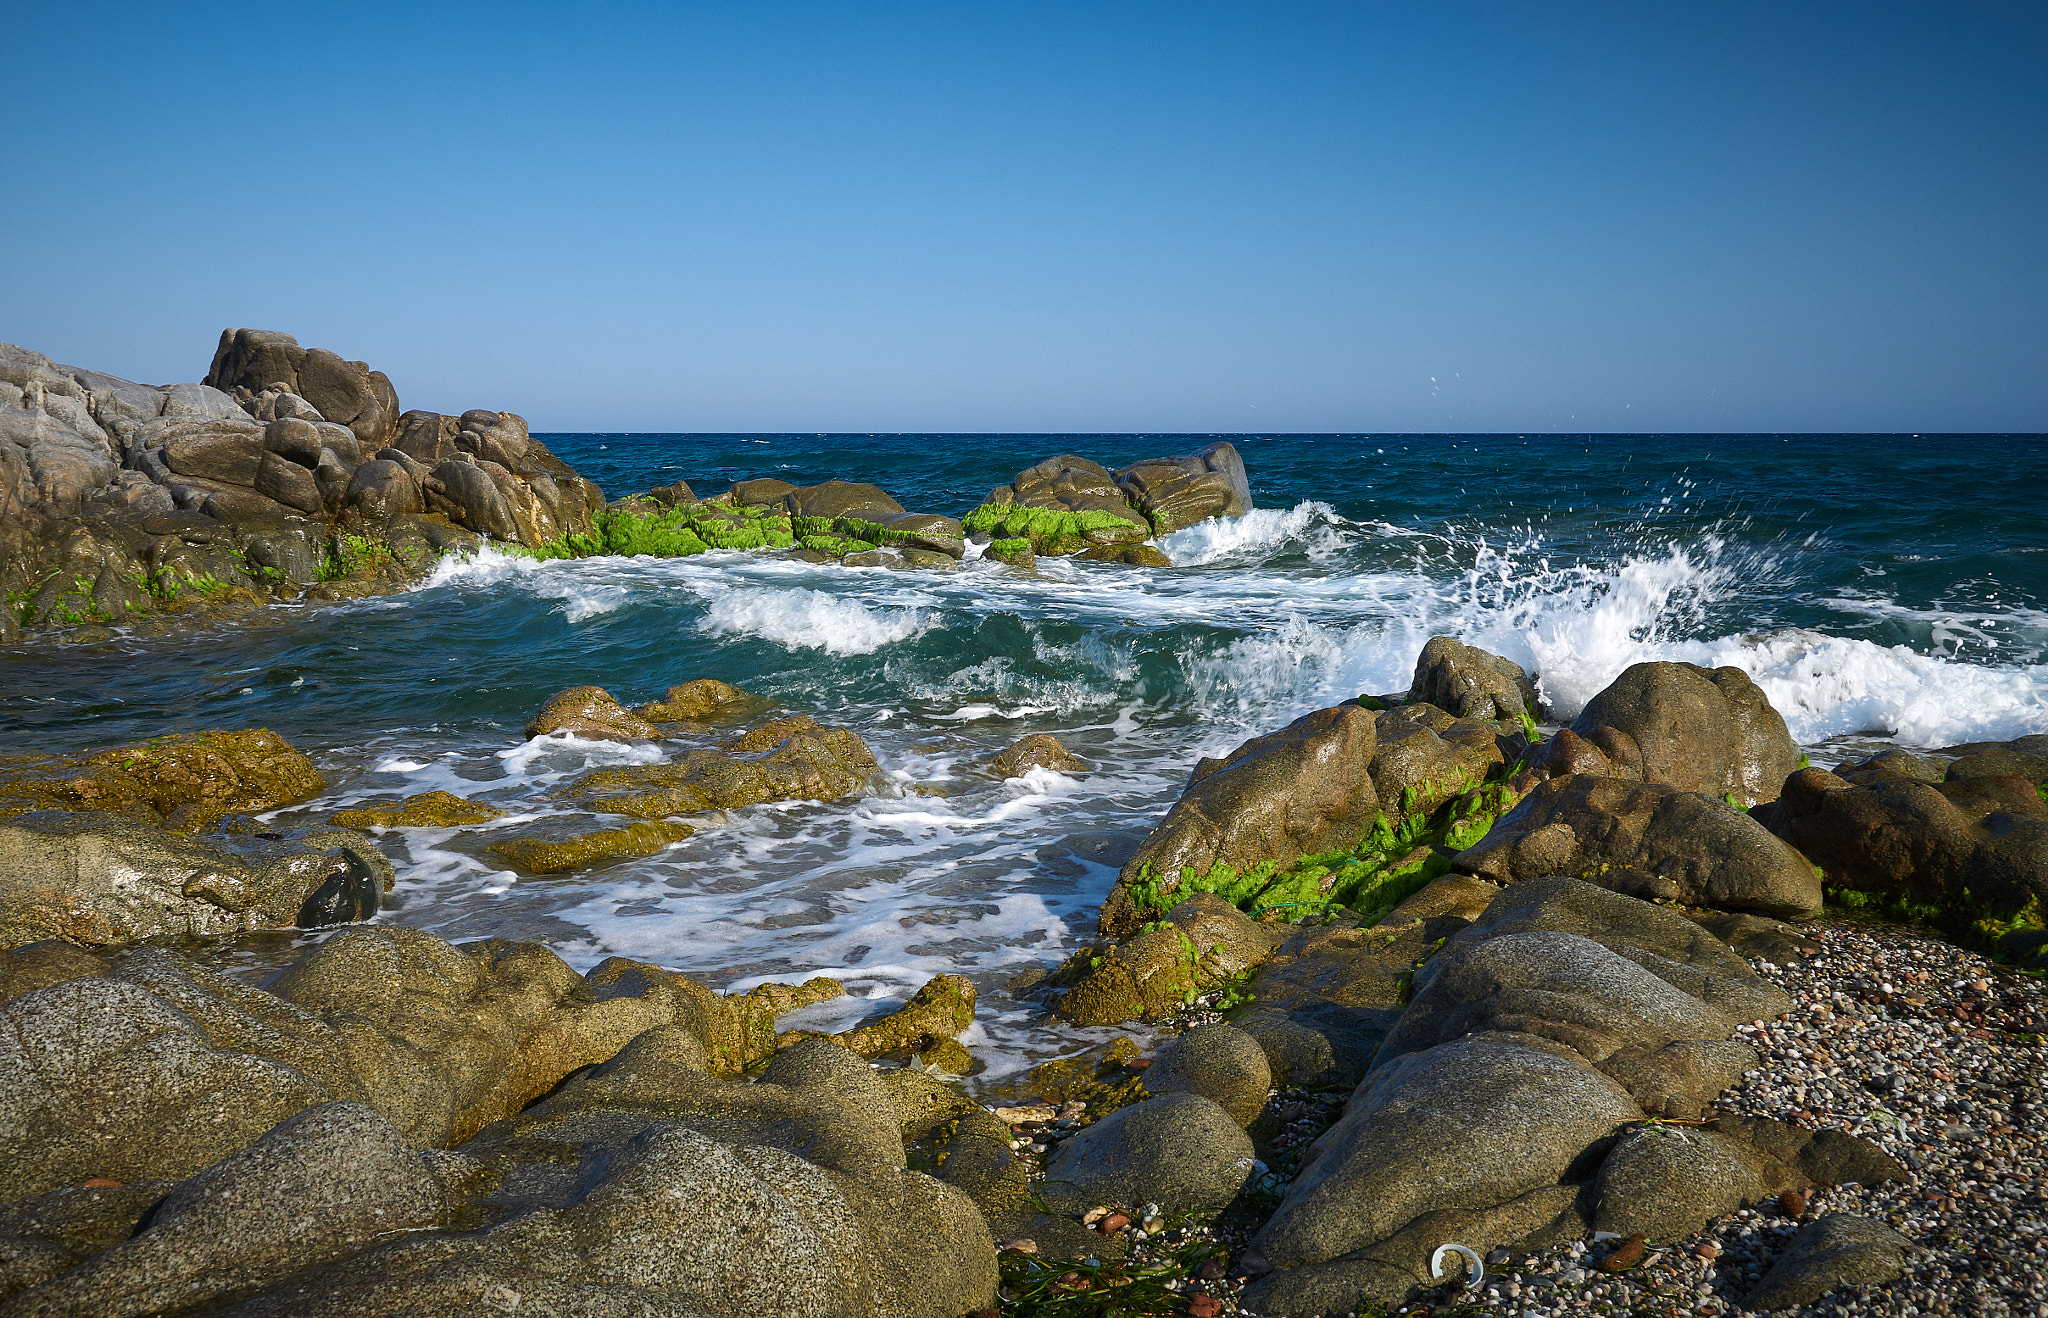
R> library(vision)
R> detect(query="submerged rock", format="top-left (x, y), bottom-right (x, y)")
top-left (487, 819), bottom-right (695, 874)
top-left (963, 455), bottom-right (1152, 555)
top-left (987, 733), bottom-right (1088, 778)
top-left (522, 685), bottom-right (662, 742)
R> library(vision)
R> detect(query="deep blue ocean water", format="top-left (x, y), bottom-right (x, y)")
top-left (3, 433), bottom-right (2043, 1077)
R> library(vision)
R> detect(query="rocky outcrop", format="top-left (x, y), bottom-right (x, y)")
top-left (0, 926), bottom-right (848, 1199)
top-left (0, 812), bottom-right (394, 948)
top-left (1755, 737), bottom-right (2048, 924)
top-left (962, 455), bottom-right (1154, 556)
top-left (1453, 774), bottom-right (1824, 918)
top-left (1546, 661), bottom-right (1801, 807)
top-left (1053, 894), bottom-right (1282, 1026)
top-left (0, 333), bottom-right (605, 643)
top-left (1238, 879), bottom-right (1899, 1313)
top-left (522, 684), bottom-right (663, 741)
top-left (1113, 441), bottom-right (1252, 533)
top-left (0, 956), bottom-right (991, 1318)
top-left (1103, 705), bottom-right (1381, 936)
top-left (0, 728), bottom-right (325, 831)
top-left (1409, 636), bottom-right (1534, 721)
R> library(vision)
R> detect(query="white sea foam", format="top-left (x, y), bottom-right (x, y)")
top-left (1161, 501), bottom-right (1346, 565)
top-left (696, 586), bottom-right (931, 655)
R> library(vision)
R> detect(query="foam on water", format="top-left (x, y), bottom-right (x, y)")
top-left (1160, 500), bottom-right (1348, 565)
top-left (695, 585), bottom-right (933, 655)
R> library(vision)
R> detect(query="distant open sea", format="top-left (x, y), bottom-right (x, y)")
top-left (5, 433), bottom-right (2044, 1079)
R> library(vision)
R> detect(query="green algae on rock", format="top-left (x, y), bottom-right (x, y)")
top-left (635, 678), bottom-right (760, 723)
top-left (330, 790), bottom-right (505, 829)
top-left (562, 715), bottom-right (879, 819)
top-left (488, 819), bottom-right (696, 874)
top-left (0, 728), bottom-right (326, 832)
top-left (1052, 893), bottom-right (1282, 1027)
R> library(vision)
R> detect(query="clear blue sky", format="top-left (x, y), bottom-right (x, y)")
top-left (5, 2), bottom-right (2044, 432)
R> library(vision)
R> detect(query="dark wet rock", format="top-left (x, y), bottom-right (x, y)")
top-left (330, 790), bottom-right (505, 829)
top-left (1103, 704), bottom-right (1380, 937)
top-left (1037, 1092), bottom-right (1256, 1215)
top-left (988, 733), bottom-right (1088, 778)
top-left (0, 811), bottom-right (393, 949)
top-left (1054, 894), bottom-right (1282, 1026)
top-left (0, 1102), bottom-right (441, 1318)
top-left (1744, 1214), bottom-right (1918, 1311)
top-left (1074, 541), bottom-right (1173, 566)
top-left (1113, 441), bottom-right (1252, 533)
top-left (1142, 1023), bottom-right (1272, 1126)
top-left (1409, 636), bottom-right (1534, 721)
top-left (1692, 910), bottom-right (1820, 964)
top-left (0, 940), bottom-right (107, 1005)
top-left (523, 685), bottom-right (663, 742)
top-left (1755, 740), bottom-right (2048, 923)
top-left (1552, 661), bottom-right (1801, 806)
top-left (634, 678), bottom-right (760, 722)
top-left (294, 848), bottom-right (384, 928)
top-left (0, 1180), bottom-right (176, 1298)
top-left (563, 715), bottom-right (879, 819)
top-left (729, 476), bottom-right (797, 506)
top-left (0, 727), bottom-right (326, 832)
top-left (1453, 774), bottom-right (1824, 918)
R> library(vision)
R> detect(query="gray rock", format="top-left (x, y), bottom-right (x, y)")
top-left (1244, 1033), bottom-right (1636, 1296)
top-left (1103, 703), bottom-right (1380, 936)
top-left (1113, 441), bottom-right (1252, 533)
top-left (1143, 1023), bottom-right (1272, 1126)
top-left (1368, 702), bottom-right (1508, 818)
top-left (1037, 1092), bottom-right (1256, 1215)
top-left (1452, 775), bottom-right (1824, 918)
top-left (1590, 1124), bottom-right (1774, 1240)
top-left (0, 811), bottom-right (394, 949)
top-left (782, 479), bottom-right (906, 521)
top-left (1744, 1214), bottom-right (1918, 1311)
top-left (1410, 635), bottom-right (1532, 721)
top-left (343, 459), bottom-right (424, 518)
top-left (1233, 1000), bottom-right (1398, 1091)
top-left (1555, 660), bottom-right (1801, 806)
top-left (253, 451), bottom-right (324, 514)
top-left (429, 459), bottom-right (520, 541)
top-left (0, 977), bottom-right (331, 1197)
top-left (162, 427), bottom-right (267, 487)
top-left (1, 1102), bottom-right (440, 1317)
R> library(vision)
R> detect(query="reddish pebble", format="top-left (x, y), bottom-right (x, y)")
top-left (1693, 1241), bottom-right (1721, 1262)
top-left (1101, 1213), bottom-right (1131, 1233)
top-left (1188, 1298), bottom-right (1223, 1318)
top-left (1779, 1188), bottom-right (1810, 1217)
top-left (81, 1178), bottom-right (123, 1189)
top-left (1600, 1233), bottom-right (1646, 1272)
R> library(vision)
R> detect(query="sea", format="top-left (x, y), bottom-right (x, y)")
top-left (4, 433), bottom-right (2044, 1083)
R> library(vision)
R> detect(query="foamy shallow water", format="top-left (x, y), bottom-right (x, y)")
top-left (5, 434), bottom-right (2044, 1085)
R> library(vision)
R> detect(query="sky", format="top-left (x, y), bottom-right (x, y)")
top-left (4, 2), bottom-right (2044, 433)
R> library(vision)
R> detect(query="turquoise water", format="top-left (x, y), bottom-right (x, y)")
top-left (4, 433), bottom-right (2044, 1075)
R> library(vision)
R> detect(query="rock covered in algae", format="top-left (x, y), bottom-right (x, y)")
top-left (0, 729), bottom-right (325, 832)
top-left (330, 790), bottom-right (503, 829)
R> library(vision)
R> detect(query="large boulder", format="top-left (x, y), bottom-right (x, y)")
top-left (1755, 741), bottom-right (2048, 923)
top-left (204, 330), bottom-right (401, 450)
top-left (1141, 1022), bottom-right (1272, 1126)
top-left (0, 812), bottom-right (393, 949)
top-left (781, 480), bottom-right (906, 521)
top-left (1103, 704), bottom-right (1380, 936)
top-left (1036, 1092), bottom-right (1257, 1215)
top-left (1113, 441), bottom-right (1252, 533)
top-left (1551, 661), bottom-right (1800, 806)
top-left (523, 685), bottom-right (663, 742)
top-left (0, 1102), bottom-right (442, 1318)
top-left (0, 928), bottom-right (848, 1200)
top-left (1744, 1214), bottom-right (1919, 1311)
top-left (1452, 775), bottom-right (1824, 918)
top-left (962, 454), bottom-right (1152, 555)
top-left (1409, 636), bottom-right (1533, 721)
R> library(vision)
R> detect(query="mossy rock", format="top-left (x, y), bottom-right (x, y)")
top-left (488, 819), bottom-right (696, 874)
top-left (787, 973), bottom-right (976, 1058)
top-left (331, 790), bottom-right (504, 829)
top-left (518, 501), bottom-right (796, 561)
top-left (1076, 543), bottom-right (1172, 567)
top-left (1052, 893), bottom-right (1282, 1027)
top-left (562, 718), bottom-right (880, 818)
top-left (0, 729), bottom-right (325, 832)
top-left (983, 537), bottom-right (1035, 568)
top-left (961, 504), bottom-right (1148, 556)
top-left (636, 679), bottom-right (761, 723)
